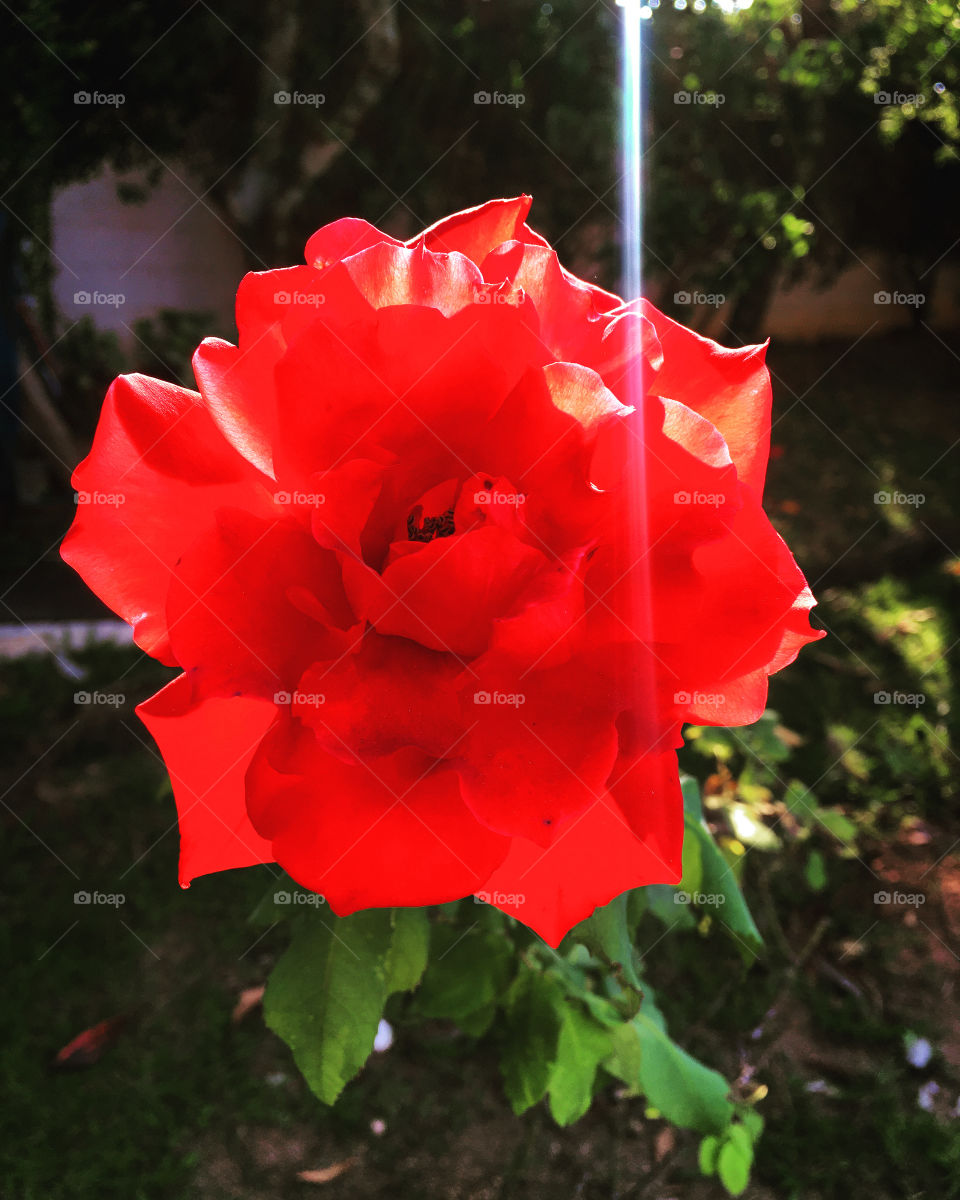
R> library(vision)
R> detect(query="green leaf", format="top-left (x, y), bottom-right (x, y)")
top-left (683, 807), bottom-right (763, 961)
top-left (785, 778), bottom-right (817, 824)
top-left (500, 969), bottom-right (564, 1114)
top-left (815, 808), bottom-right (858, 846)
top-left (699, 1135), bottom-right (721, 1175)
top-left (717, 1134), bottom-right (752, 1196)
top-left (548, 1005), bottom-right (614, 1126)
top-left (248, 875), bottom-right (326, 925)
top-left (679, 819), bottom-right (705, 894)
top-left (413, 923), bottom-right (513, 1022)
top-left (740, 1109), bottom-right (764, 1141)
top-left (576, 892), bottom-right (643, 989)
top-left (681, 773), bottom-right (704, 818)
top-left (383, 907), bottom-right (429, 993)
top-left (635, 1011), bottom-right (733, 1132)
top-left (564, 982), bottom-right (625, 1028)
top-left (263, 908), bottom-right (395, 1105)
top-left (645, 883), bottom-right (697, 931)
top-left (603, 1018), bottom-right (644, 1090)
top-left (626, 887), bottom-right (648, 927)
top-left (726, 1123), bottom-right (753, 1156)
top-left (605, 1010), bottom-right (733, 1134)
top-left (804, 848), bottom-right (828, 892)
top-left (457, 1001), bottom-right (498, 1037)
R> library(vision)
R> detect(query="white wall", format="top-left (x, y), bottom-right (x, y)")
top-left (51, 166), bottom-right (248, 347)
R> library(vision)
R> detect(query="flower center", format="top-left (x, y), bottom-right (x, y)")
top-left (407, 504), bottom-right (456, 543)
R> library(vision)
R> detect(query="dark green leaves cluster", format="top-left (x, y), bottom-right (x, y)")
top-left (261, 776), bottom-right (763, 1196)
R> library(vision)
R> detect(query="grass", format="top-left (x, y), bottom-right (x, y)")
top-left (1, 329), bottom-right (959, 1197)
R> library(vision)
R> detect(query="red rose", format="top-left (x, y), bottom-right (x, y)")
top-left (62, 196), bottom-right (822, 945)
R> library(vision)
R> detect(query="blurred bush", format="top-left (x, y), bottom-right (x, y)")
top-left (4, 0), bottom-right (959, 342)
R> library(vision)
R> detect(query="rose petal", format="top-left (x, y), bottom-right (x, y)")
top-left (166, 508), bottom-right (357, 699)
top-left (193, 264), bottom-right (375, 481)
top-left (337, 241), bottom-right (484, 316)
top-left (246, 721), bottom-right (510, 911)
top-left (61, 374), bottom-right (270, 664)
top-left (642, 300), bottom-right (772, 495)
top-left (371, 526), bottom-right (547, 657)
top-left (480, 240), bottom-right (624, 364)
top-left (273, 303), bottom-right (529, 484)
top-left (305, 216), bottom-right (402, 269)
top-left (455, 658), bottom-right (620, 847)
top-left (294, 634), bottom-right (465, 761)
top-left (477, 779), bottom-right (682, 947)
top-left (137, 674), bottom-right (276, 884)
top-left (408, 195), bottom-right (548, 261)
